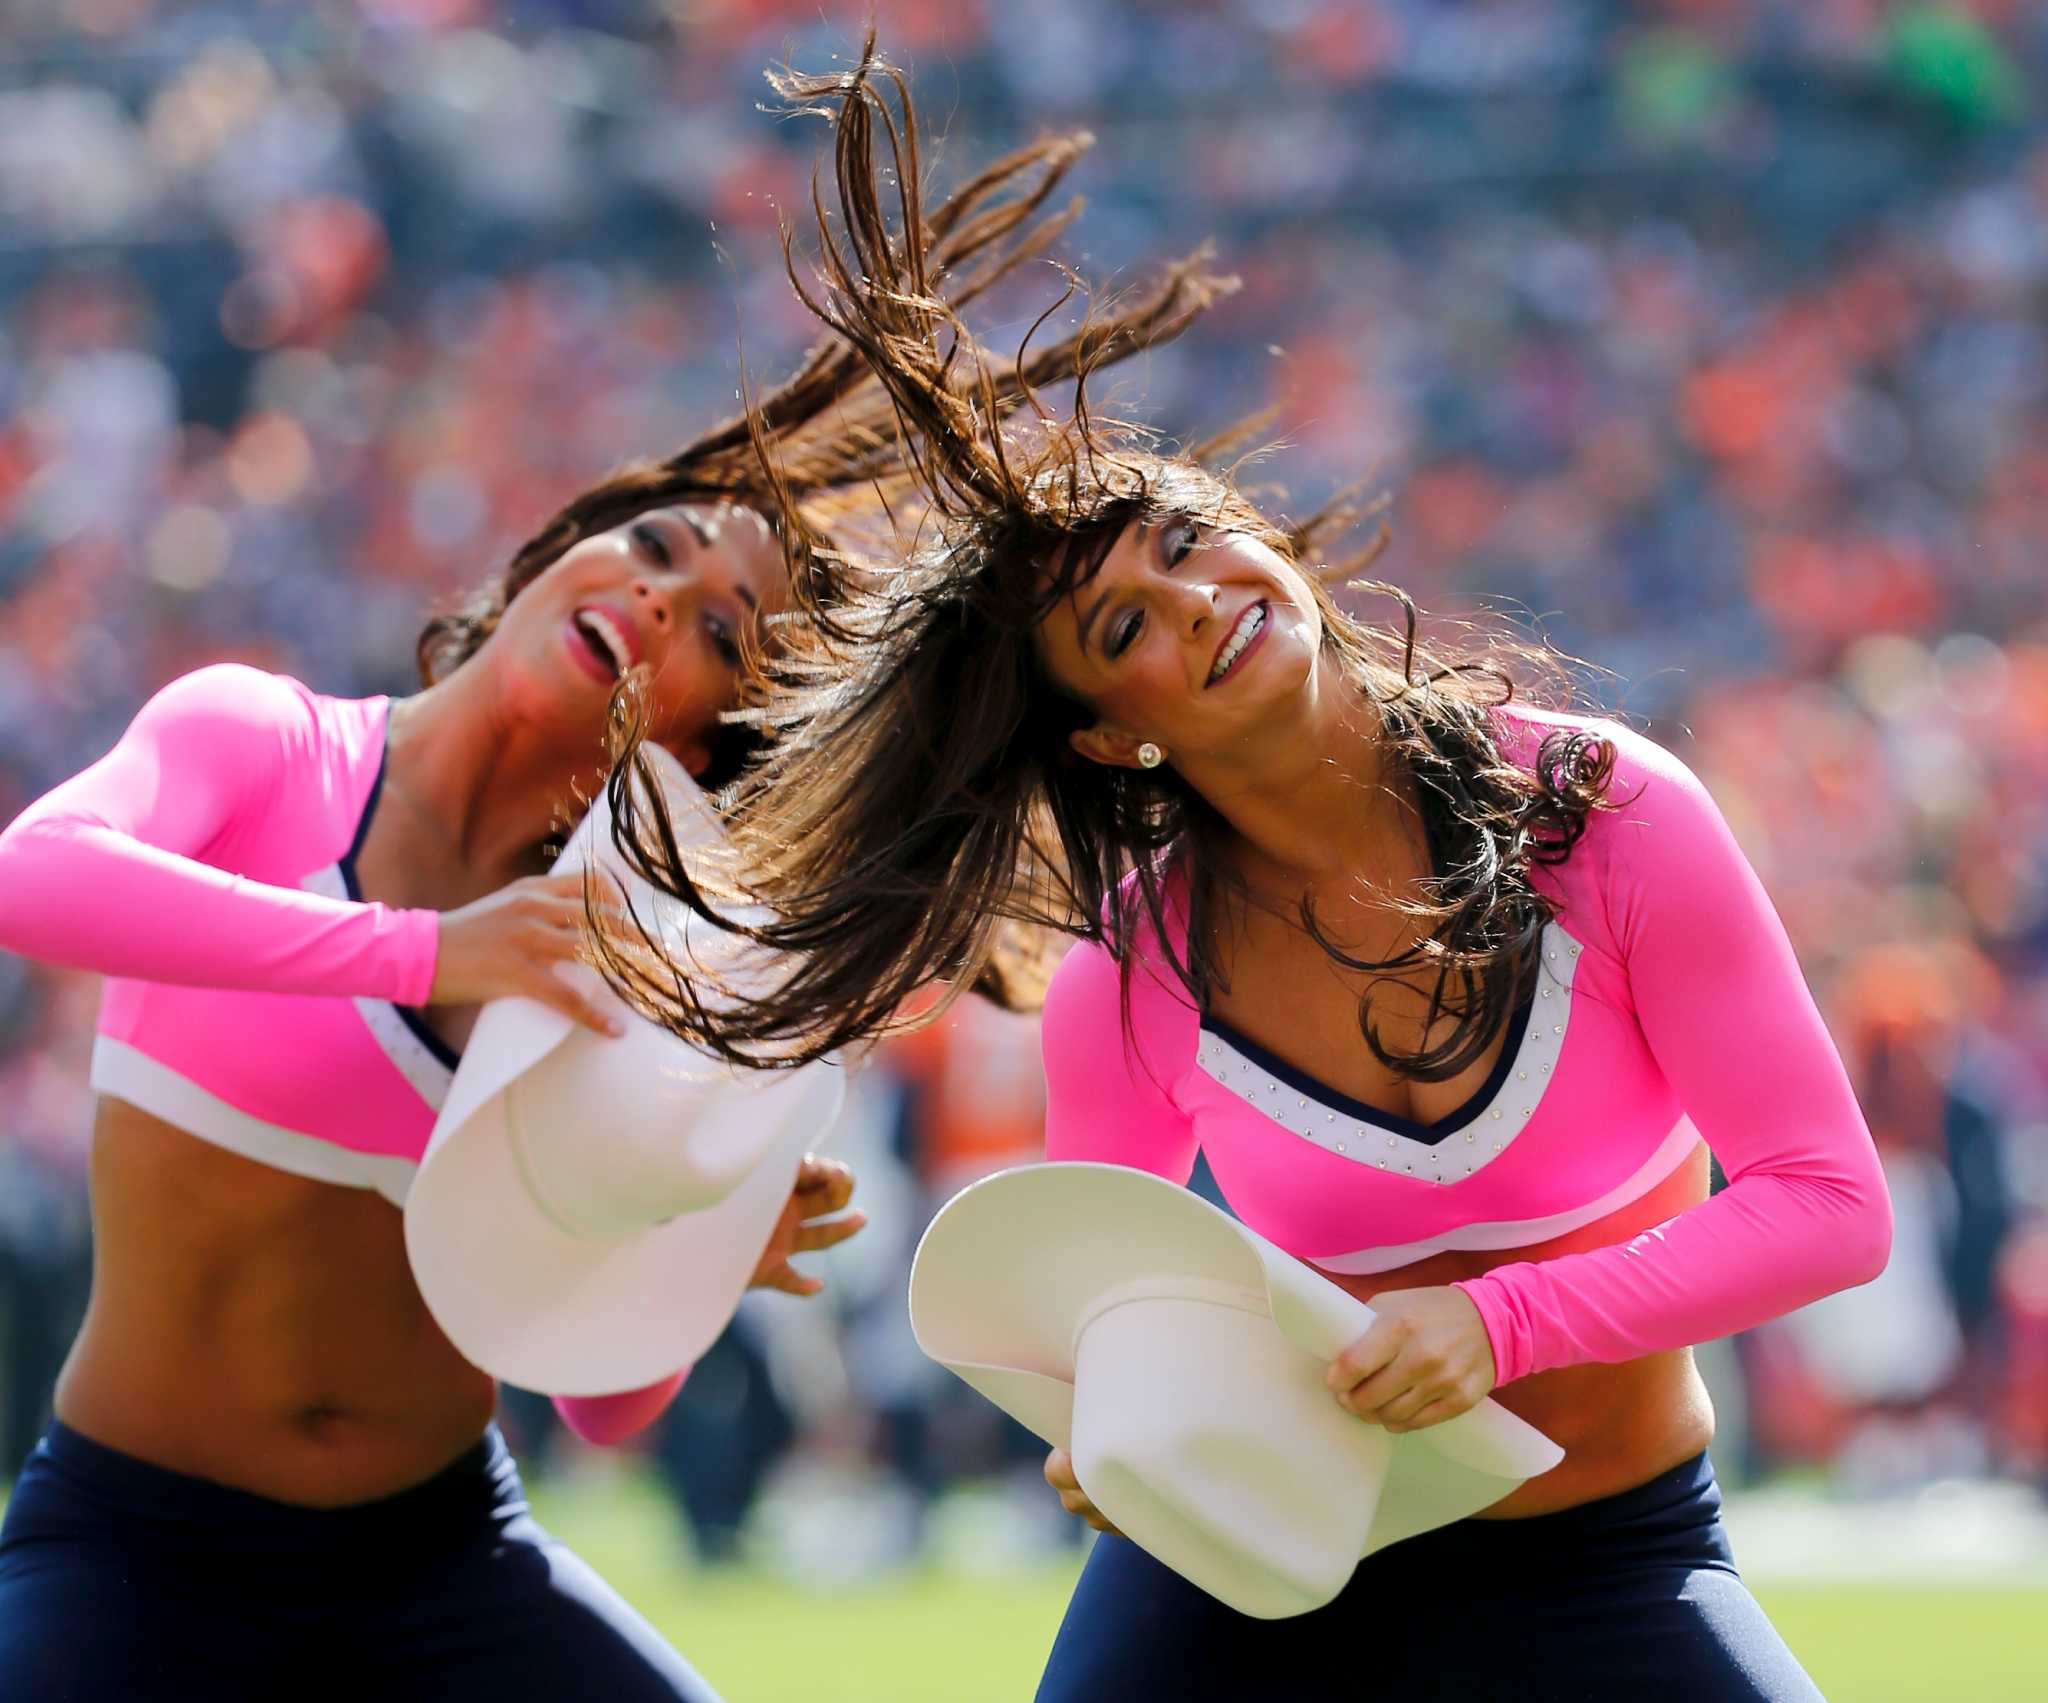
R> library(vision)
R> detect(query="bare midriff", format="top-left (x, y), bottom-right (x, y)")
top-left (54, 1096), bottom-right (497, 1508)
top-left (1322, 1140), bottom-right (1716, 1519)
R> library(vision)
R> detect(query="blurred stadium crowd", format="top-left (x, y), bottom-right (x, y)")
top-left (2, 0), bottom-right (2046, 1565)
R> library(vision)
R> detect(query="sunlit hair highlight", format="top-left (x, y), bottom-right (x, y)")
top-left (412, 32), bottom-right (1198, 787)
top-left (598, 36), bottom-right (1618, 1077)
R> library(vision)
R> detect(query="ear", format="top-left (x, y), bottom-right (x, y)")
top-left (1068, 724), bottom-right (1148, 771)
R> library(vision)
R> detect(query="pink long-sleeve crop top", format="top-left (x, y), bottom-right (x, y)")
top-left (0, 664), bottom-right (682, 1438)
top-left (1040, 704), bottom-right (1893, 1387)
top-left (0, 664), bottom-right (445, 1198)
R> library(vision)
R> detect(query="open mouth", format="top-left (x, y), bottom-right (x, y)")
top-left (1207, 601), bottom-right (1268, 686)
top-left (570, 607), bottom-right (637, 680)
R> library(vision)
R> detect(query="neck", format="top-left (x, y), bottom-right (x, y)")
top-left (1173, 652), bottom-right (1422, 893)
top-left (381, 671), bottom-right (609, 902)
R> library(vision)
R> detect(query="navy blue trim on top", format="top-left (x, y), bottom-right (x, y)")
top-left (1199, 986), bottom-right (1537, 1148)
top-left (337, 709), bottom-right (462, 1073)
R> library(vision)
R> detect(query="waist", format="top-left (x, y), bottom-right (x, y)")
top-left (1387, 1446), bottom-right (1727, 1563)
top-left (1471, 1349), bottom-right (1713, 1516)
top-left (4, 1420), bottom-right (520, 1549)
top-left (1324, 1141), bottom-right (1718, 1514)
top-left (59, 1098), bottom-right (497, 1504)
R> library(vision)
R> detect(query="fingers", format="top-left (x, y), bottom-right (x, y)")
top-left (546, 987), bottom-right (628, 1036)
top-left (787, 1209), bottom-right (868, 1255)
top-left (1333, 1349), bottom-right (1481, 1429)
top-left (1385, 1395), bottom-right (1470, 1434)
top-left (792, 1154), bottom-right (856, 1214)
top-left (533, 960), bottom-right (628, 1036)
top-left (1326, 1318), bottom-right (1401, 1403)
top-left (753, 1193), bottom-right (866, 1300)
top-left (753, 1260), bottom-right (826, 1298)
top-left (533, 874), bottom-right (635, 937)
top-left (1043, 1449), bottom-right (1122, 1536)
top-left (779, 1156), bottom-right (862, 1256)
top-left (1044, 1450), bottom-right (1090, 1515)
top-left (1364, 1384), bottom-right (1433, 1428)
top-left (1339, 1354), bottom-right (1421, 1420)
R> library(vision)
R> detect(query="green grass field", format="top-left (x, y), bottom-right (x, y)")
top-left (534, 1470), bottom-right (2048, 1703)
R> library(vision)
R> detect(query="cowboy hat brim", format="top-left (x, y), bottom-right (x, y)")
top-left (909, 1163), bottom-right (1563, 1553)
top-left (405, 1014), bottom-right (837, 1394)
top-left (404, 745), bottom-right (846, 1396)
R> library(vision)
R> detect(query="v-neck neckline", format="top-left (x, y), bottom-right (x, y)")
top-left (335, 703), bottom-right (462, 1072)
top-left (1198, 987), bottom-right (1538, 1148)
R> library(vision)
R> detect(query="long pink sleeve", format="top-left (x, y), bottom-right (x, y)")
top-left (552, 1370), bottom-right (690, 1445)
top-left (1042, 935), bottom-right (1199, 1182)
top-left (0, 664), bottom-right (438, 1005)
top-left (1453, 733), bottom-right (1892, 1384)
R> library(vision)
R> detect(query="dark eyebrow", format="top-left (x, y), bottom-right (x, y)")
top-left (667, 505), bottom-right (759, 611)
top-left (1076, 587), bottom-right (1111, 659)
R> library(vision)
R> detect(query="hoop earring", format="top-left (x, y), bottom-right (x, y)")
top-left (1137, 742), bottom-right (1165, 769)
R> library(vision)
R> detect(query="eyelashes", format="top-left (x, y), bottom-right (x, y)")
top-left (1108, 516), bottom-right (1201, 659)
top-left (629, 519), bottom-right (743, 668)
top-left (630, 521), bottom-right (672, 568)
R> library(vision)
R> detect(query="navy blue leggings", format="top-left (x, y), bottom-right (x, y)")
top-left (0, 1422), bottom-right (720, 1702)
top-left (1037, 1451), bottom-right (1825, 1702)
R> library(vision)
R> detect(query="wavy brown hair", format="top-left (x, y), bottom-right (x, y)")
top-left (597, 40), bottom-right (1619, 1077)
top-left (411, 44), bottom-right (1220, 790)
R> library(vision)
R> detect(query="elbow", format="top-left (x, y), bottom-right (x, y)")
top-left (0, 809), bottom-right (82, 884)
top-left (555, 1404), bottom-right (653, 1448)
top-left (1831, 1172), bottom-right (1895, 1291)
top-left (0, 821), bottom-right (52, 946)
top-left (552, 1367), bottom-right (690, 1447)
top-left (1845, 1200), bottom-right (1894, 1289)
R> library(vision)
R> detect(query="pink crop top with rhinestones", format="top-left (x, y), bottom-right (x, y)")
top-left (1039, 703), bottom-right (1893, 1387)
top-left (0, 663), bottom-right (684, 1438)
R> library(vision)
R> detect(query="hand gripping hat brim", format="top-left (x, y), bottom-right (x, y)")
top-left (404, 748), bottom-right (844, 1397)
top-left (909, 1162), bottom-right (1564, 1618)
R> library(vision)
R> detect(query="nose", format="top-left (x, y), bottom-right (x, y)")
top-left (629, 577), bottom-right (672, 629)
top-left (631, 569), bottom-right (711, 634)
top-left (1167, 576), bottom-right (1221, 639)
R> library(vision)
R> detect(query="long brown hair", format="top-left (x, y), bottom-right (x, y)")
top-left (413, 34), bottom-right (1224, 789)
top-left (597, 40), bottom-right (1618, 1075)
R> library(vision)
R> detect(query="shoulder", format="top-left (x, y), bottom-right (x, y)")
top-left (1488, 699), bottom-right (1718, 826)
top-left (1044, 932), bottom-right (1187, 1033)
top-left (1500, 707), bottom-right (1782, 981)
top-left (133, 664), bottom-right (323, 740)
top-left (1043, 913), bottom-right (1199, 1082)
top-left (1043, 933), bottom-right (1121, 1028)
top-left (123, 669), bottom-right (388, 819)
top-left (1486, 701), bottom-right (1749, 958)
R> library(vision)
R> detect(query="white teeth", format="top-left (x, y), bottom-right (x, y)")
top-left (1208, 604), bottom-right (1266, 683)
top-left (577, 609), bottom-right (634, 676)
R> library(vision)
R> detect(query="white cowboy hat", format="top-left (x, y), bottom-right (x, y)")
top-left (909, 1162), bottom-right (1565, 1619)
top-left (404, 745), bottom-right (845, 1397)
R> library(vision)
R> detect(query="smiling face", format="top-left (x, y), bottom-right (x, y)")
top-left (1035, 510), bottom-right (1325, 772)
top-left (489, 501), bottom-right (788, 775)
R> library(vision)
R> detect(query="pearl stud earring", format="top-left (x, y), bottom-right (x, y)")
top-left (1137, 742), bottom-right (1165, 768)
